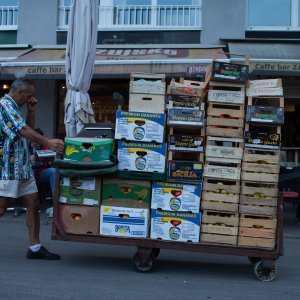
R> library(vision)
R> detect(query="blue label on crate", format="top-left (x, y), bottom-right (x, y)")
top-left (168, 161), bottom-right (203, 182)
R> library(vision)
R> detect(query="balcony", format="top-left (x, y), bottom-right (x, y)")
top-left (0, 6), bottom-right (18, 30)
top-left (58, 4), bottom-right (202, 30)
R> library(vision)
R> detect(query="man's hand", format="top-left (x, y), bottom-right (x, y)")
top-left (27, 97), bottom-right (38, 112)
top-left (47, 139), bottom-right (65, 154)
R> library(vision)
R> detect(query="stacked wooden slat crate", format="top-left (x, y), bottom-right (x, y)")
top-left (238, 79), bottom-right (284, 249)
top-left (150, 78), bottom-right (205, 243)
top-left (201, 59), bottom-right (249, 245)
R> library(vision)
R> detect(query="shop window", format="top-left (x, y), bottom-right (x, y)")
top-left (247, 0), bottom-right (300, 31)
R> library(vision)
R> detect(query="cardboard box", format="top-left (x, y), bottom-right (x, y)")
top-left (169, 135), bottom-right (204, 152)
top-left (102, 178), bottom-right (151, 208)
top-left (115, 110), bottom-right (165, 143)
top-left (168, 161), bottom-right (203, 183)
top-left (166, 94), bottom-right (201, 110)
top-left (150, 209), bottom-right (201, 242)
top-left (64, 137), bottom-right (114, 162)
top-left (244, 131), bottom-right (280, 150)
top-left (246, 106), bottom-right (284, 124)
top-left (211, 61), bottom-right (249, 82)
top-left (76, 122), bottom-right (115, 138)
top-left (59, 177), bottom-right (101, 206)
top-left (58, 204), bottom-right (100, 235)
top-left (117, 141), bottom-right (167, 173)
top-left (168, 108), bottom-right (205, 127)
top-left (151, 181), bottom-right (201, 212)
top-left (129, 93), bottom-right (165, 114)
top-left (100, 206), bottom-right (149, 238)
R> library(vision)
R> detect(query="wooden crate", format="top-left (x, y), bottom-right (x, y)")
top-left (247, 96), bottom-right (284, 108)
top-left (202, 224), bottom-right (238, 237)
top-left (202, 211), bottom-right (239, 227)
top-left (168, 78), bottom-right (203, 96)
top-left (129, 73), bottom-right (166, 95)
top-left (242, 149), bottom-right (280, 183)
top-left (238, 214), bottom-right (277, 249)
top-left (240, 195), bottom-right (278, 206)
top-left (243, 148), bottom-right (280, 165)
top-left (246, 79), bottom-right (283, 97)
top-left (206, 102), bottom-right (245, 138)
top-left (168, 151), bottom-right (204, 162)
top-left (204, 159), bottom-right (241, 180)
top-left (206, 136), bottom-right (243, 161)
top-left (201, 233), bottom-right (238, 245)
top-left (201, 200), bottom-right (239, 213)
top-left (208, 81), bottom-right (245, 105)
top-left (239, 204), bottom-right (277, 216)
top-left (241, 181), bottom-right (278, 199)
top-left (203, 178), bottom-right (241, 194)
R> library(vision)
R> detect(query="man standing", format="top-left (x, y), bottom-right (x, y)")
top-left (0, 78), bottom-right (64, 260)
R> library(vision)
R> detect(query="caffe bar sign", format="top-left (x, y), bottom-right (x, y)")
top-left (250, 62), bottom-right (300, 73)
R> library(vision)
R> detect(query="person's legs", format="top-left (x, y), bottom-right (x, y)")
top-left (0, 180), bottom-right (18, 216)
top-left (19, 176), bottom-right (60, 260)
top-left (21, 192), bottom-right (40, 246)
top-left (0, 196), bottom-right (9, 217)
top-left (39, 167), bottom-right (56, 196)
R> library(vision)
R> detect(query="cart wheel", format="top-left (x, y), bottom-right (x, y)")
top-left (248, 257), bottom-right (260, 265)
top-left (254, 260), bottom-right (277, 282)
top-left (133, 252), bottom-right (156, 273)
top-left (152, 248), bottom-right (160, 258)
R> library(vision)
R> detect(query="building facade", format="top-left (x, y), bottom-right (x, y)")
top-left (0, 0), bottom-right (300, 163)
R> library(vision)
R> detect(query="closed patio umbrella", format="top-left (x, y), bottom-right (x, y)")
top-left (64, 0), bottom-right (99, 137)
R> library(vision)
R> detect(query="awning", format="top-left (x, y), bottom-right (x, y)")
top-left (0, 47), bottom-right (226, 80)
top-left (0, 48), bottom-right (32, 62)
top-left (228, 42), bottom-right (300, 76)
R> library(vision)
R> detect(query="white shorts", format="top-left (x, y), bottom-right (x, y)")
top-left (0, 176), bottom-right (38, 198)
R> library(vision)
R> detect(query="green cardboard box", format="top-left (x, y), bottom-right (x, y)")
top-left (101, 178), bottom-right (151, 208)
top-left (59, 177), bottom-right (101, 206)
top-left (64, 137), bottom-right (114, 162)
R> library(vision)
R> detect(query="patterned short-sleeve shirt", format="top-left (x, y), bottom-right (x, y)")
top-left (0, 94), bottom-right (33, 180)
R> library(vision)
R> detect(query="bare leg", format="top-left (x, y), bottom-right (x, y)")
top-left (22, 193), bottom-right (40, 246)
top-left (0, 197), bottom-right (9, 217)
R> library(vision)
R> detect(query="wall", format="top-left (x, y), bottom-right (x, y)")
top-left (201, 0), bottom-right (246, 45)
top-left (17, 0), bottom-right (57, 45)
top-left (34, 80), bottom-right (57, 138)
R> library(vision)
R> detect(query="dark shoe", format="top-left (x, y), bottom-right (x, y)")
top-left (13, 208), bottom-right (22, 217)
top-left (26, 246), bottom-right (61, 260)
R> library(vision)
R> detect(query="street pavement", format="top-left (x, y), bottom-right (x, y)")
top-left (0, 203), bottom-right (299, 300)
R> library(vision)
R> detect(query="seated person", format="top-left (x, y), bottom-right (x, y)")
top-left (30, 128), bottom-right (56, 217)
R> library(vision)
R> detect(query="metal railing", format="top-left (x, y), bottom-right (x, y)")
top-left (0, 6), bottom-right (18, 29)
top-left (58, 4), bottom-right (202, 29)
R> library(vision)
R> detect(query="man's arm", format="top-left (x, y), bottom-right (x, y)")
top-left (26, 97), bottom-right (38, 128)
top-left (20, 125), bottom-right (65, 154)
top-left (26, 110), bottom-right (35, 128)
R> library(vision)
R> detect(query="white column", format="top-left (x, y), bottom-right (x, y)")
top-left (151, 0), bottom-right (157, 27)
top-left (99, 0), bottom-right (114, 28)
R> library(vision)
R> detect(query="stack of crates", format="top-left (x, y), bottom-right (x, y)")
top-left (100, 73), bottom-right (168, 238)
top-left (201, 58), bottom-right (249, 245)
top-left (150, 78), bottom-right (204, 243)
top-left (115, 73), bottom-right (167, 180)
top-left (58, 124), bottom-right (115, 235)
top-left (238, 79), bottom-right (284, 249)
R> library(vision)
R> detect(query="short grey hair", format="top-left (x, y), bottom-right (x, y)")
top-left (10, 78), bottom-right (36, 93)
